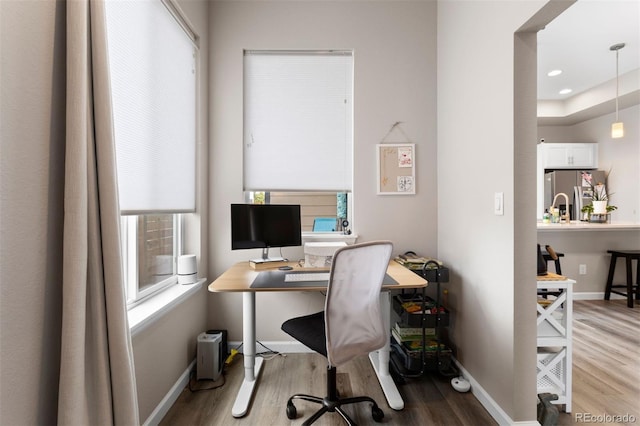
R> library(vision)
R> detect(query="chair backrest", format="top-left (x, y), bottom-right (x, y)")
top-left (324, 241), bottom-right (393, 367)
top-left (313, 217), bottom-right (337, 232)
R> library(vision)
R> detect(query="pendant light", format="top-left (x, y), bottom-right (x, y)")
top-left (610, 42), bottom-right (625, 139)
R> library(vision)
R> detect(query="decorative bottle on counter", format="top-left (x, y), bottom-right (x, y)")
top-left (543, 209), bottom-right (550, 223)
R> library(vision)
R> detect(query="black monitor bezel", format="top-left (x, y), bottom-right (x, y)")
top-left (230, 203), bottom-right (302, 252)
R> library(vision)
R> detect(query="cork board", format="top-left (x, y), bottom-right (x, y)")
top-left (376, 144), bottom-right (415, 195)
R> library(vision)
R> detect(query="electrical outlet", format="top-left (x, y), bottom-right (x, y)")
top-left (579, 264), bottom-right (587, 275)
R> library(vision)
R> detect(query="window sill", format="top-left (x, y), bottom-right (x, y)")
top-left (128, 278), bottom-right (205, 337)
top-left (302, 233), bottom-right (358, 244)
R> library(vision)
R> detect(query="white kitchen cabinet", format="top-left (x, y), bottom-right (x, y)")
top-left (537, 278), bottom-right (574, 413)
top-left (539, 143), bottom-right (598, 169)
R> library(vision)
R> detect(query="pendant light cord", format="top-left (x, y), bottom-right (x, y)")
top-left (615, 48), bottom-right (619, 121)
top-left (610, 42), bottom-right (625, 122)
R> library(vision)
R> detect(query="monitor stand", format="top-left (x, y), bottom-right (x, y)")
top-left (250, 247), bottom-right (285, 264)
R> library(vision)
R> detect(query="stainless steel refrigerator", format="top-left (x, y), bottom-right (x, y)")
top-left (543, 170), bottom-right (605, 220)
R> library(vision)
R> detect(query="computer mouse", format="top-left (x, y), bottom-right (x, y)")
top-left (279, 266), bottom-right (293, 271)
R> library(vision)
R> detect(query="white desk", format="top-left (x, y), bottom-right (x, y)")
top-left (208, 260), bottom-right (427, 418)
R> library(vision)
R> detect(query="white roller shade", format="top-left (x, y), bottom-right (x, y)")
top-left (243, 51), bottom-right (353, 192)
top-left (105, 0), bottom-right (196, 214)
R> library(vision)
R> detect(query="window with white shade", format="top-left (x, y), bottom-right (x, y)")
top-left (243, 51), bottom-right (354, 233)
top-left (106, 0), bottom-right (197, 214)
top-left (243, 50), bottom-right (353, 192)
top-left (105, 0), bottom-right (198, 303)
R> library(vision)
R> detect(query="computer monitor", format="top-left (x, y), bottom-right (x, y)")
top-left (230, 204), bottom-right (302, 262)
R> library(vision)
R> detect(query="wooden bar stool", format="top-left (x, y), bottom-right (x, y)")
top-left (539, 245), bottom-right (564, 300)
top-left (604, 250), bottom-right (640, 308)
top-left (542, 246), bottom-right (564, 274)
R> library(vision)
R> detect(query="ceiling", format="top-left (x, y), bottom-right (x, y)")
top-left (537, 0), bottom-right (640, 125)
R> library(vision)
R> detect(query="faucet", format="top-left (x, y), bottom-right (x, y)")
top-left (551, 193), bottom-right (571, 223)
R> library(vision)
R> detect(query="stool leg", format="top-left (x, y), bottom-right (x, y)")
top-left (605, 254), bottom-right (617, 301)
top-left (636, 259), bottom-right (640, 302)
top-left (627, 257), bottom-right (635, 308)
top-left (554, 259), bottom-right (562, 275)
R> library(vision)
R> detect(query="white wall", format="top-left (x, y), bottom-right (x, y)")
top-left (437, 0), bottom-right (560, 422)
top-left (207, 1), bottom-right (438, 340)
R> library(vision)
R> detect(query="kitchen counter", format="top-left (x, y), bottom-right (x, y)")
top-left (537, 221), bottom-right (640, 231)
top-left (537, 222), bottom-right (638, 296)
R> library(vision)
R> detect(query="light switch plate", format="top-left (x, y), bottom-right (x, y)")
top-left (494, 192), bottom-right (504, 215)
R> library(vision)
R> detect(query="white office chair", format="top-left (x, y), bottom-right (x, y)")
top-left (281, 241), bottom-right (393, 425)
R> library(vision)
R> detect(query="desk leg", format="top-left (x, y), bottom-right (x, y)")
top-left (232, 292), bottom-right (264, 418)
top-left (369, 291), bottom-right (404, 411)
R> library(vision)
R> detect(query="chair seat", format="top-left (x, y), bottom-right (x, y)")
top-left (282, 311), bottom-right (327, 357)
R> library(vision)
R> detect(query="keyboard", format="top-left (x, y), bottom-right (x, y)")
top-left (284, 272), bottom-right (330, 282)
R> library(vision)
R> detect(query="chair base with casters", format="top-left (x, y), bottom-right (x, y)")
top-left (285, 365), bottom-right (384, 425)
top-left (282, 312), bottom-right (385, 425)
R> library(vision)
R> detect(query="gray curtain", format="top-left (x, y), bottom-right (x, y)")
top-left (58, 0), bottom-right (139, 424)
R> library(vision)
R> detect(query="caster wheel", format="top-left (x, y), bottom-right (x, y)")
top-left (372, 406), bottom-right (384, 422)
top-left (286, 402), bottom-right (297, 420)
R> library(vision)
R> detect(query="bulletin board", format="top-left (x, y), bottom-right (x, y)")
top-left (376, 143), bottom-right (415, 195)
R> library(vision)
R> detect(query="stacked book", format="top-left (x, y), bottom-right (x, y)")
top-left (391, 322), bottom-right (436, 349)
top-left (394, 253), bottom-right (443, 271)
top-left (248, 259), bottom-right (290, 270)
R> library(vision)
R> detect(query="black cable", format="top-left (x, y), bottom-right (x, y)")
top-left (256, 340), bottom-right (278, 354)
top-left (234, 340), bottom-right (286, 360)
top-left (188, 368), bottom-right (226, 392)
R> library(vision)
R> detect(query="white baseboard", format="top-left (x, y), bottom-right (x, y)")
top-left (143, 359), bottom-right (195, 426)
top-left (453, 361), bottom-right (540, 426)
top-left (453, 361), bottom-right (515, 425)
top-left (573, 292), bottom-right (626, 300)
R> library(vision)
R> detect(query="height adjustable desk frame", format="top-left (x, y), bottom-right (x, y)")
top-left (208, 260), bottom-right (427, 418)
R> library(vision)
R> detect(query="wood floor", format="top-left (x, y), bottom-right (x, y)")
top-left (556, 299), bottom-right (640, 425)
top-left (160, 300), bottom-right (639, 425)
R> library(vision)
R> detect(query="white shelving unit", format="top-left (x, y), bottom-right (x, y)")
top-left (536, 278), bottom-right (574, 413)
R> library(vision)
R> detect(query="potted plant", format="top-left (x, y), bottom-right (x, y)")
top-left (581, 203), bottom-right (617, 222)
top-left (581, 170), bottom-right (614, 214)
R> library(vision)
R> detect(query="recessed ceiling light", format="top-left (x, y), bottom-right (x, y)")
top-left (547, 69), bottom-right (562, 77)
top-left (559, 88), bottom-right (572, 95)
